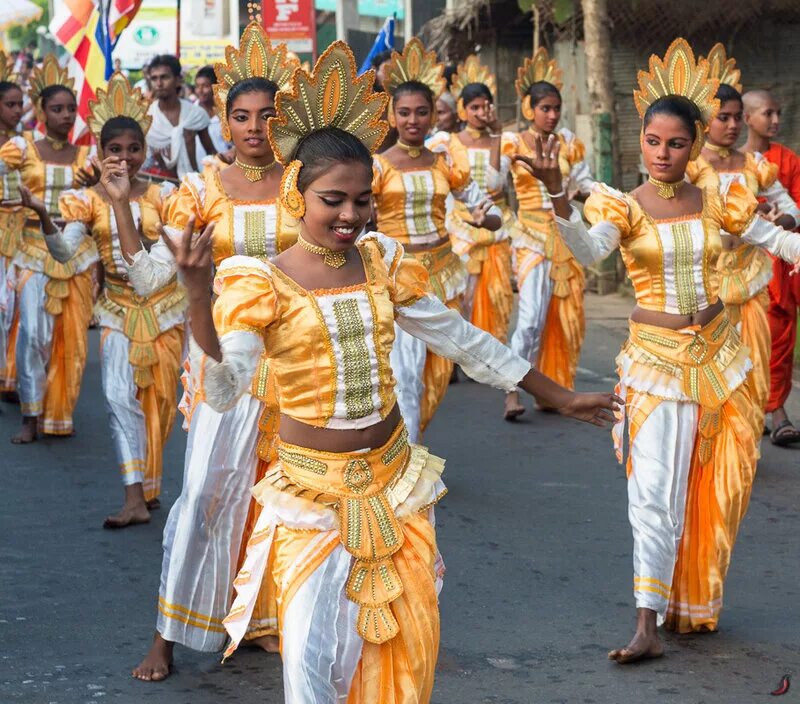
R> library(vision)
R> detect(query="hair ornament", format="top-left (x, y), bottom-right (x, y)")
top-left (29, 54), bottom-right (74, 121)
top-left (213, 22), bottom-right (296, 140)
top-left (87, 71), bottom-right (151, 145)
top-left (702, 43), bottom-right (743, 93)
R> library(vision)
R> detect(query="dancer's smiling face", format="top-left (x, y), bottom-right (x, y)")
top-left (393, 90), bottom-right (433, 145)
top-left (228, 89), bottom-right (276, 162)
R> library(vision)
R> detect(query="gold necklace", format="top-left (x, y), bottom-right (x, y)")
top-left (704, 142), bottom-right (733, 159)
top-left (465, 126), bottom-right (488, 139)
top-left (297, 232), bottom-right (347, 269)
top-left (396, 139), bottom-right (423, 158)
top-left (648, 176), bottom-right (685, 199)
top-left (45, 134), bottom-right (67, 151)
top-left (235, 157), bottom-right (277, 182)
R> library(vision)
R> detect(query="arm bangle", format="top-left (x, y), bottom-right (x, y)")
top-left (547, 190), bottom-right (566, 199)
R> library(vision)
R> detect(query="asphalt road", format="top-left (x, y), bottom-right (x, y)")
top-left (2, 293), bottom-right (799, 704)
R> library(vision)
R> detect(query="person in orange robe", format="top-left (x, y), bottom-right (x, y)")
top-left (743, 89), bottom-right (800, 446)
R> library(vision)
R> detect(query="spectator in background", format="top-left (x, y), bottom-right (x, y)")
top-left (370, 49), bottom-right (392, 92)
top-left (144, 54), bottom-right (215, 179)
top-left (193, 65), bottom-right (232, 158)
top-left (112, 57), bottom-right (129, 78)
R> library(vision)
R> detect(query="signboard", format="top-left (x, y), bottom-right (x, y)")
top-left (179, 0), bottom-right (237, 66)
top-left (114, 0), bottom-right (179, 69)
top-left (180, 40), bottom-right (232, 67)
top-left (263, 0), bottom-right (317, 55)
top-left (314, 0), bottom-right (403, 19)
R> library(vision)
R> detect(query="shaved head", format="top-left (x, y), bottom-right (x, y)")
top-left (743, 89), bottom-right (776, 115)
top-left (743, 89), bottom-right (781, 141)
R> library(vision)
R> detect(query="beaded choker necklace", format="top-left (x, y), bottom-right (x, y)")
top-left (396, 139), bottom-right (423, 158)
top-left (45, 134), bottom-right (67, 151)
top-left (704, 142), bottom-right (733, 159)
top-left (465, 126), bottom-right (488, 139)
top-left (648, 176), bottom-right (685, 199)
top-left (235, 157), bottom-right (277, 182)
top-left (297, 232), bottom-right (347, 268)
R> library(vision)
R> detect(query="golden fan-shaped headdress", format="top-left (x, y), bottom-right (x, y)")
top-left (702, 43), bottom-right (742, 93)
top-left (87, 71), bottom-right (151, 146)
top-left (214, 21), bottom-right (296, 140)
top-left (29, 54), bottom-right (74, 120)
top-left (515, 46), bottom-right (563, 100)
top-left (382, 37), bottom-right (445, 99)
top-left (450, 54), bottom-right (496, 102)
top-left (268, 41), bottom-right (388, 219)
top-left (0, 52), bottom-right (15, 83)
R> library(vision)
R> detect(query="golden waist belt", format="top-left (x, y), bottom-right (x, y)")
top-left (625, 310), bottom-right (743, 409)
top-left (407, 240), bottom-right (462, 302)
top-left (518, 210), bottom-right (578, 295)
top-left (271, 423), bottom-right (415, 644)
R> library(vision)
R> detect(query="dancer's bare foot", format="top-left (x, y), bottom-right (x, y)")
top-left (11, 416), bottom-right (37, 444)
top-left (503, 391), bottom-right (525, 421)
top-left (132, 632), bottom-right (174, 681)
top-left (608, 608), bottom-right (664, 664)
top-left (245, 634), bottom-right (280, 653)
top-left (104, 483), bottom-right (151, 529)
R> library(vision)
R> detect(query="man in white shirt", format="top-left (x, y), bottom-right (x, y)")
top-left (193, 65), bottom-right (233, 161)
top-left (144, 55), bottom-right (216, 179)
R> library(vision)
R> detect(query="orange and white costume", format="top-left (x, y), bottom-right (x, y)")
top-left (558, 176), bottom-right (800, 632)
top-left (0, 132), bottom-right (96, 432)
top-left (686, 152), bottom-right (800, 432)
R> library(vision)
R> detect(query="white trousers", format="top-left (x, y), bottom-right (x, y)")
top-left (628, 399), bottom-right (697, 617)
top-left (16, 271), bottom-right (53, 416)
top-left (509, 256), bottom-right (552, 367)
top-left (157, 393), bottom-right (263, 651)
top-left (100, 329), bottom-right (148, 488)
top-left (390, 323), bottom-right (426, 444)
top-left (0, 256), bottom-right (15, 369)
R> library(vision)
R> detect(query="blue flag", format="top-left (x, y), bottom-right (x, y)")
top-left (359, 15), bottom-right (395, 75)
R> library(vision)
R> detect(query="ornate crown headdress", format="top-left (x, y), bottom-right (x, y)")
top-left (268, 40), bottom-right (388, 219)
top-left (633, 38), bottom-right (719, 159)
top-left (702, 43), bottom-right (742, 93)
top-left (213, 21), bottom-right (296, 141)
top-left (450, 54), bottom-right (496, 120)
top-left (0, 52), bottom-right (14, 83)
top-left (382, 37), bottom-right (445, 125)
top-left (29, 54), bottom-right (74, 121)
top-left (87, 71), bottom-right (151, 151)
top-left (515, 47), bottom-right (563, 120)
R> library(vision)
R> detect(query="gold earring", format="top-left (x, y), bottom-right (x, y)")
top-left (521, 95), bottom-right (534, 121)
top-left (689, 120), bottom-right (704, 160)
top-left (280, 160), bottom-right (305, 219)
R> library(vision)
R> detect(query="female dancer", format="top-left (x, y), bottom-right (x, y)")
top-left (538, 39), bottom-right (800, 662)
top-left (373, 38), bottom-right (502, 442)
top-left (175, 42), bottom-right (618, 701)
top-left (30, 73), bottom-right (186, 527)
top-left (0, 55), bottom-right (97, 443)
top-left (0, 56), bottom-right (26, 395)
top-left (429, 55), bottom-right (520, 343)
top-left (130, 24), bottom-right (298, 680)
top-left (504, 47), bottom-right (594, 420)
top-left (687, 44), bottom-right (800, 439)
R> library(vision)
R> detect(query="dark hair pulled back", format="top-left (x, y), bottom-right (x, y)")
top-left (293, 127), bottom-right (372, 193)
top-left (225, 77), bottom-right (279, 116)
top-left (99, 116), bottom-right (145, 150)
top-left (460, 82), bottom-right (493, 106)
top-left (642, 95), bottom-right (702, 136)
top-left (0, 81), bottom-right (21, 100)
top-left (40, 84), bottom-right (75, 110)
top-left (527, 81), bottom-right (561, 107)
top-left (392, 80), bottom-right (434, 109)
top-left (715, 84), bottom-right (743, 109)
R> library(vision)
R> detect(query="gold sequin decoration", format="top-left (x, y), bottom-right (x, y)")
top-left (367, 495), bottom-right (399, 549)
top-left (47, 167), bottom-right (68, 217)
top-left (332, 298), bottom-right (375, 420)
top-left (343, 458), bottom-right (374, 494)
top-left (381, 427), bottom-right (409, 465)
top-left (243, 209), bottom-right (268, 258)
top-left (671, 221), bottom-right (699, 315)
top-left (636, 330), bottom-right (680, 349)
top-left (277, 448), bottom-right (328, 475)
top-left (346, 498), bottom-right (362, 551)
top-left (409, 173), bottom-right (432, 235)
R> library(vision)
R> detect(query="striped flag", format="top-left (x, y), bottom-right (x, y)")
top-left (49, 0), bottom-right (142, 143)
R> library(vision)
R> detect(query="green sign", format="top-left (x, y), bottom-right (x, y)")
top-left (134, 26), bottom-right (160, 46)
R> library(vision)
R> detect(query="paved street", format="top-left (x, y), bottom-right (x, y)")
top-left (2, 293), bottom-right (800, 704)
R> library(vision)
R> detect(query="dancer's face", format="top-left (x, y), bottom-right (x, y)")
top-left (0, 87), bottom-right (23, 132)
top-left (530, 94), bottom-right (561, 134)
top-left (393, 92), bottom-right (432, 145)
top-left (301, 161), bottom-right (372, 252)
top-left (435, 97), bottom-right (456, 132)
top-left (464, 96), bottom-right (492, 130)
top-left (641, 113), bottom-right (693, 182)
top-left (228, 90), bottom-right (275, 162)
top-left (744, 96), bottom-right (781, 140)
top-left (103, 130), bottom-right (145, 177)
top-left (43, 89), bottom-right (77, 139)
top-left (707, 99), bottom-right (743, 148)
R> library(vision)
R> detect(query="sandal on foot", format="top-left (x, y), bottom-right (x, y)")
top-left (770, 419), bottom-right (800, 447)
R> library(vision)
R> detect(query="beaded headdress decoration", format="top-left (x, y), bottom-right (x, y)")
top-left (450, 54), bottom-right (496, 121)
top-left (268, 40), bottom-right (388, 220)
top-left (382, 37), bottom-right (445, 126)
top-left (633, 38), bottom-right (720, 160)
top-left (29, 54), bottom-right (75, 122)
top-left (702, 43), bottom-right (742, 92)
top-left (515, 47), bottom-right (563, 121)
top-left (87, 71), bottom-right (151, 153)
top-left (213, 21), bottom-right (296, 141)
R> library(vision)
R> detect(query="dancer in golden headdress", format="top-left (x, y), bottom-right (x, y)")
top-left (428, 55), bottom-right (521, 343)
top-left (373, 38), bottom-right (502, 442)
top-left (685, 44), bottom-right (800, 438)
top-left (503, 47), bottom-right (595, 421)
top-left (536, 38), bottom-right (800, 661)
top-left (0, 55), bottom-right (98, 443)
top-left (30, 72), bottom-right (186, 526)
top-left (131, 23), bottom-right (298, 681)
top-left (0, 53), bottom-right (26, 396)
top-left (171, 40), bottom-right (617, 702)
